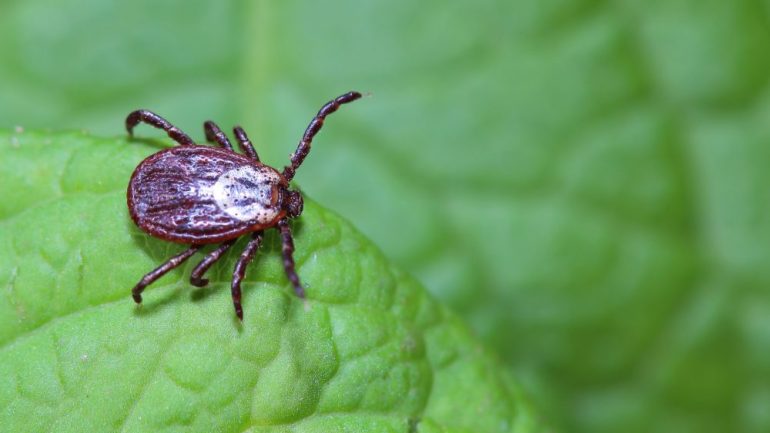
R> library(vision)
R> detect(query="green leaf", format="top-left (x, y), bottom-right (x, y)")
top-left (0, 130), bottom-right (542, 432)
top-left (3, 1), bottom-right (770, 432)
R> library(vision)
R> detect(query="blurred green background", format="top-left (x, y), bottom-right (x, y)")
top-left (2, 1), bottom-right (769, 432)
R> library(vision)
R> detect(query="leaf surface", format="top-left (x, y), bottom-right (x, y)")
top-left (0, 131), bottom-right (541, 433)
top-left (2, 1), bottom-right (770, 432)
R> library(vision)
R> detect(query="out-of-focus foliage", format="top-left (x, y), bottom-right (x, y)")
top-left (1, 1), bottom-right (769, 432)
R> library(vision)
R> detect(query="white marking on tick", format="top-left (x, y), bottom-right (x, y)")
top-left (210, 165), bottom-right (281, 222)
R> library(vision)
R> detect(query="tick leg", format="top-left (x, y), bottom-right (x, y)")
top-left (132, 245), bottom-right (202, 303)
top-left (233, 126), bottom-right (259, 161)
top-left (278, 219), bottom-right (305, 298)
top-left (203, 121), bottom-right (233, 151)
top-left (282, 91), bottom-right (362, 181)
top-left (231, 232), bottom-right (264, 320)
top-left (190, 240), bottom-right (237, 287)
top-left (126, 109), bottom-right (195, 146)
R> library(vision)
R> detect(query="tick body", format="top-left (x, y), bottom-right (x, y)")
top-left (126, 91), bottom-right (362, 319)
top-left (128, 147), bottom-right (287, 243)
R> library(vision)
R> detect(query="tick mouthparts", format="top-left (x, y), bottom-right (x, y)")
top-left (285, 190), bottom-right (304, 218)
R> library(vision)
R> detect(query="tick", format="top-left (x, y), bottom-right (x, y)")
top-left (126, 91), bottom-right (362, 319)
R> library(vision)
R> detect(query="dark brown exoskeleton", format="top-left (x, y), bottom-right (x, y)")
top-left (126, 91), bottom-right (362, 319)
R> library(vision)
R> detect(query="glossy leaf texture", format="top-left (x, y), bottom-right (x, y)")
top-left (0, 131), bottom-right (542, 432)
top-left (2, 1), bottom-right (770, 432)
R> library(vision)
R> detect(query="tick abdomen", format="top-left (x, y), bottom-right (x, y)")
top-left (128, 146), bottom-right (284, 244)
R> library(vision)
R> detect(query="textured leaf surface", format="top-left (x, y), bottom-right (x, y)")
top-left (2, 0), bottom-right (769, 432)
top-left (0, 131), bottom-right (541, 432)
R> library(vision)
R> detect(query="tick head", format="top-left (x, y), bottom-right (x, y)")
top-left (284, 189), bottom-right (304, 218)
